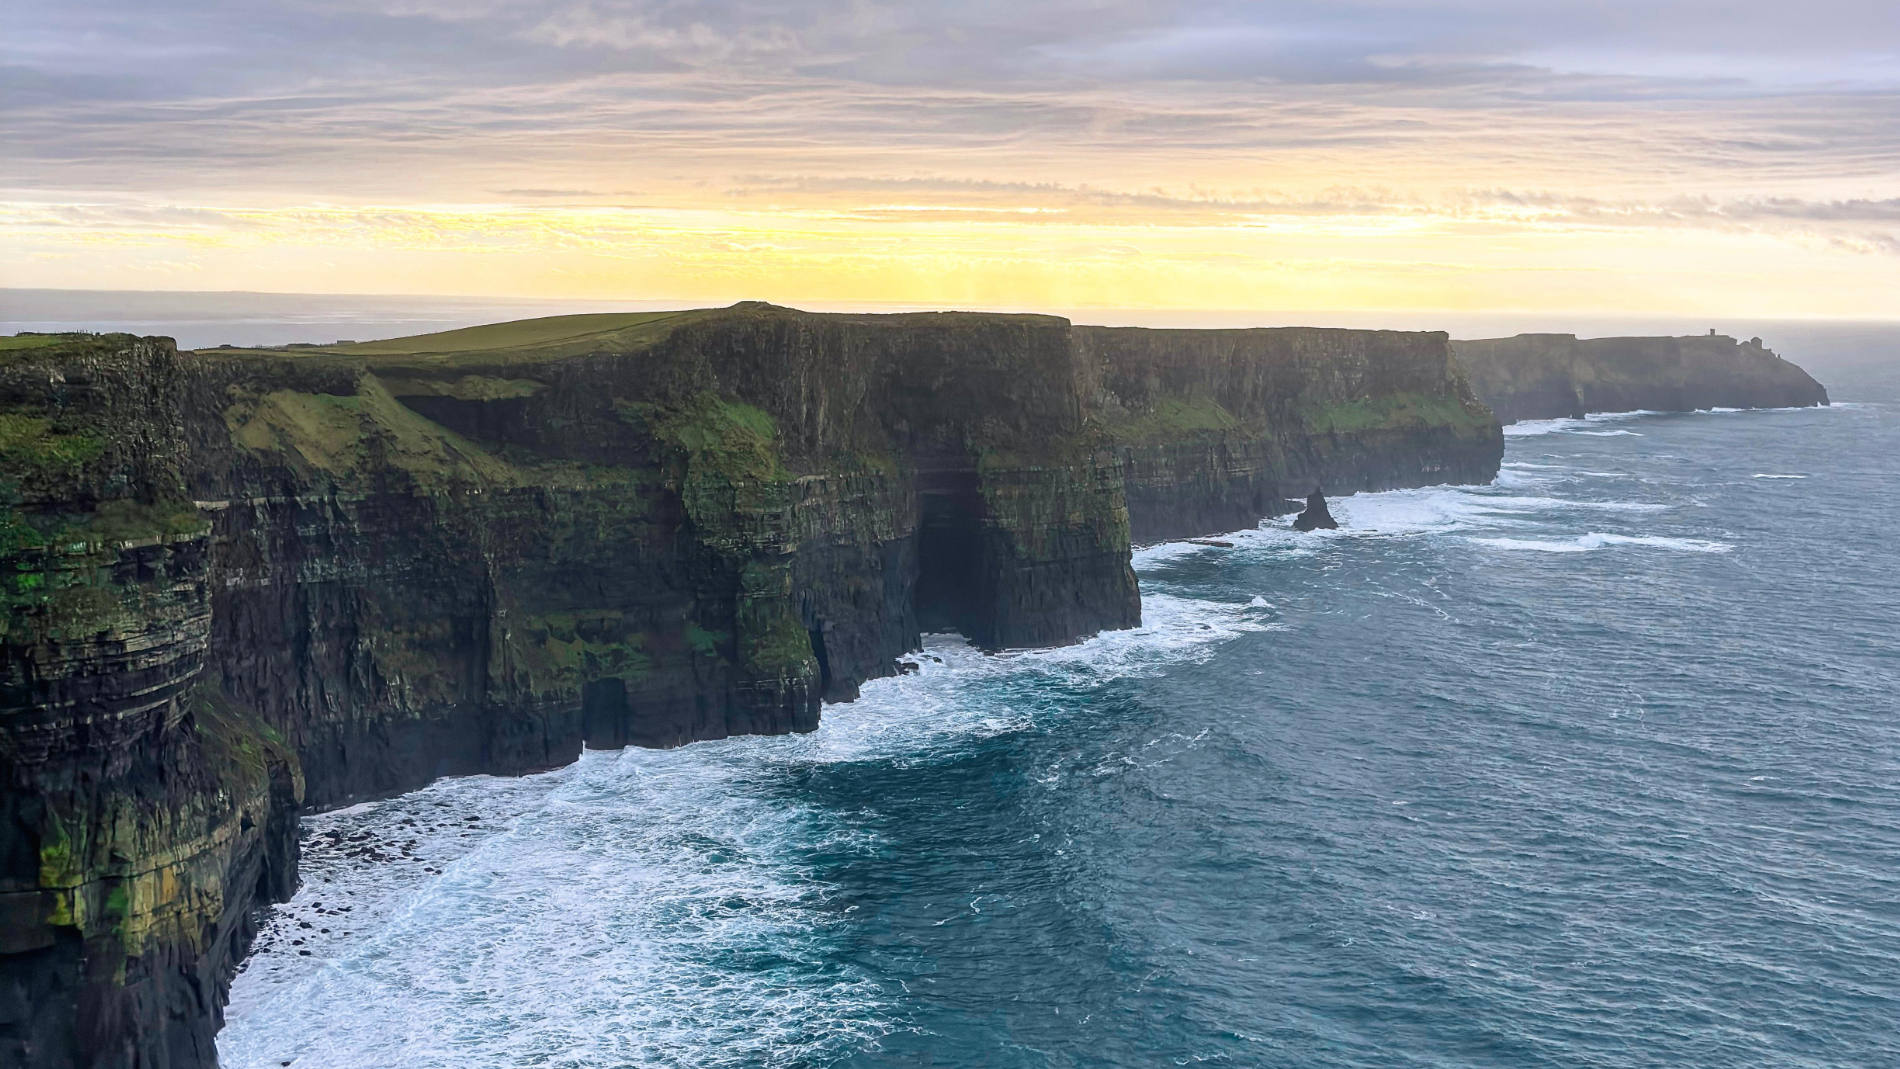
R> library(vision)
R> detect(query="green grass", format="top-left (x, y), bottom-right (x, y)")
top-left (401, 375), bottom-right (544, 401)
top-left (509, 611), bottom-right (653, 686)
top-left (224, 377), bottom-right (522, 487)
top-left (68, 500), bottom-right (208, 545)
top-left (190, 310), bottom-right (716, 372)
top-left (620, 392), bottom-right (786, 483)
top-left (741, 608), bottom-right (816, 676)
top-left (685, 622), bottom-right (728, 658)
top-left (1103, 396), bottom-right (1244, 444)
top-left (1299, 391), bottom-right (1494, 437)
top-left (1, 334), bottom-right (143, 368)
top-left (0, 334), bottom-right (72, 352)
top-left (0, 413), bottom-right (106, 485)
top-left (333, 311), bottom-right (693, 356)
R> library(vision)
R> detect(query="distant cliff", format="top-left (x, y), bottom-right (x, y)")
top-left (1084, 325), bottom-right (1501, 542)
top-left (1453, 333), bottom-right (1828, 424)
top-left (0, 304), bottom-right (1501, 1069)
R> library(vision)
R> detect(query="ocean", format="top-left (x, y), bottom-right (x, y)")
top-left (12, 292), bottom-right (1891, 1067)
top-left (213, 368), bottom-right (1900, 1066)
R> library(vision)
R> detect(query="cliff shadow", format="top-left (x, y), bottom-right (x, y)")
top-left (912, 448), bottom-right (993, 647)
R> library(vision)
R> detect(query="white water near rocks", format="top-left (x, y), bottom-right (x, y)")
top-left (222, 398), bottom-right (1900, 1069)
top-left (221, 596), bottom-right (1277, 1069)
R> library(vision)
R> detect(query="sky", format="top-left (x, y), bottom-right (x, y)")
top-left (4, 0), bottom-right (1899, 317)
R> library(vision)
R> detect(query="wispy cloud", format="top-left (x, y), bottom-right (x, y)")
top-left (2, 0), bottom-right (1897, 312)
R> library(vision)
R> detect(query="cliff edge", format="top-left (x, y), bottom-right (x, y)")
top-left (1453, 332), bottom-right (1829, 424)
top-left (0, 305), bottom-right (1501, 1068)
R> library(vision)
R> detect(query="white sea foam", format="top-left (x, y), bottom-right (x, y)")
top-left (1502, 418), bottom-right (1589, 437)
top-left (1321, 486), bottom-right (1530, 536)
top-left (221, 577), bottom-right (1284, 1069)
top-left (224, 428), bottom-right (1748, 1066)
top-left (1469, 533), bottom-right (1733, 554)
top-left (1505, 403), bottom-right (1836, 438)
top-left (1329, 488), bottom-right (1667, 532)
top-left (220, 750), bottom-right (893, 1069)
top-left (1502, 411), bottom-right (1654, 437)
top-left (781, 594), bottom-right (1281, 767)
top-left (1753, 473), bottom-right (1808, 479)
top-left (1136, 482), bottom-right (1672, 565)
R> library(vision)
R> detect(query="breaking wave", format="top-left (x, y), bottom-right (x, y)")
top-left (1469, 533), bottom-right (1733, 554)
top-left (220, 570), bottom-right (1285, 1069)
top-left (220, 397), bottom-right (1895, 1069)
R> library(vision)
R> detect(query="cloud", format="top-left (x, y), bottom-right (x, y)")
top-left (14, 187), bottom-right (1899, 257)
top-left (1716, 197), bottom-right (1900, 222)
top-left (2, 0), bottom-right (1898, 308)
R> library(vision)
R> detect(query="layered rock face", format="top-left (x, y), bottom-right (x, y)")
top-left (0, 337), bottom-right (299, 1069)
top-left (1084, 326), bottom-right (1502, 542)
top-left (1454, 333), bottom-right (1829, 424)
top-left (0, 304), bottom-right (1499, 1068)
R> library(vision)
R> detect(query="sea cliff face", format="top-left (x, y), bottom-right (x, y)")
top-left (0, 305), bottom-right (1499, 1068)
top-left (0, 337), bottom-right (299, 1069)
top-left (1083, 326), bottom-right (1502, 543)
top-left (1454, 333), bottom-right (1829, 424)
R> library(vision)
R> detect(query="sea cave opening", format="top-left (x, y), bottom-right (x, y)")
top-left (913, 464), bottom-right (991, 646)
top-left (808, 625), bottom-right (833, 694)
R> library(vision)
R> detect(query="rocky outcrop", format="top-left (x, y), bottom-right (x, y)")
top-left (1292, 489), bottom-right (1339, 532)
top-left (0, 304), bottom-right (1500, 1068)
top-left (1453, 333), bottom-right (1829, 424)
top-left (0, 336), bottom-right (299, 1069)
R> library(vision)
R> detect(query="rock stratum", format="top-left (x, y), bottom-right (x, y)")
top-left (0, 303), bottom-right (1501, 1068)
top-left (1454, 332), bottom-right (1829, 424)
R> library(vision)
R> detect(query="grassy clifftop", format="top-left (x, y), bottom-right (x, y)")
top-left (336, 310), bottom-right (691, 358)
top-left (2, 307), bottom-right (1506, 1069)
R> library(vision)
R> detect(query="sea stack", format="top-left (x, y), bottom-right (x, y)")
top-left (1293, 488), bottom-right (1339, 531)
top-left (0, 306), bottom-right (1499, 1068)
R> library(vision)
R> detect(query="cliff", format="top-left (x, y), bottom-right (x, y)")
top-left (1083, 326), bottom-right (1501, 543)
top-left (1453, 333), bottom-right (1829, 424)
top-left (0, 305), bottom-right (1501, 1068)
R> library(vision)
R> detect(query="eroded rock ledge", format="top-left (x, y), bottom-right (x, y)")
top-left (0, 303), bottom-right (1501, 1068)
top-left (1454, 332), bottom-right (1829, 424)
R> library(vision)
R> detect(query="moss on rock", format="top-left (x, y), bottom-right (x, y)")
top-left (1102, 396), bottom-right (1247, 444)
top-left (1298, 390), bottom-right (1495, 438)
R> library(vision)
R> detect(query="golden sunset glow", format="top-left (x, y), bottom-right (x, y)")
top-left (5, 2), bottom-right (1898, 317)
top-left (9, 199), bottom-right (1899, 317)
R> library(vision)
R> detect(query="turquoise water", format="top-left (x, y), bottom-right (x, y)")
top-left (221, 393), bottom-right (1900, 1068)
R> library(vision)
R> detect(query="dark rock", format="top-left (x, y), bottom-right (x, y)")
top-left (1186, 539), bottom-right (1234, 548)
top-left (1453, 332), bottom-right (1829, 424)
top-left (1082, 324), bottom-right (1504, 542)
top-left (1292, 488), bottom-right (1340, 531)
top-left (0, 305), bottom-right (1503, 1068)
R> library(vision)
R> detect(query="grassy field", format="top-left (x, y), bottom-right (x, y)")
top-left (0, 334), bottom-right (78, 352)
top-left (179, 308), bottom-right (723, 370)
top-left (335, 311), bottom-right (694, 356)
